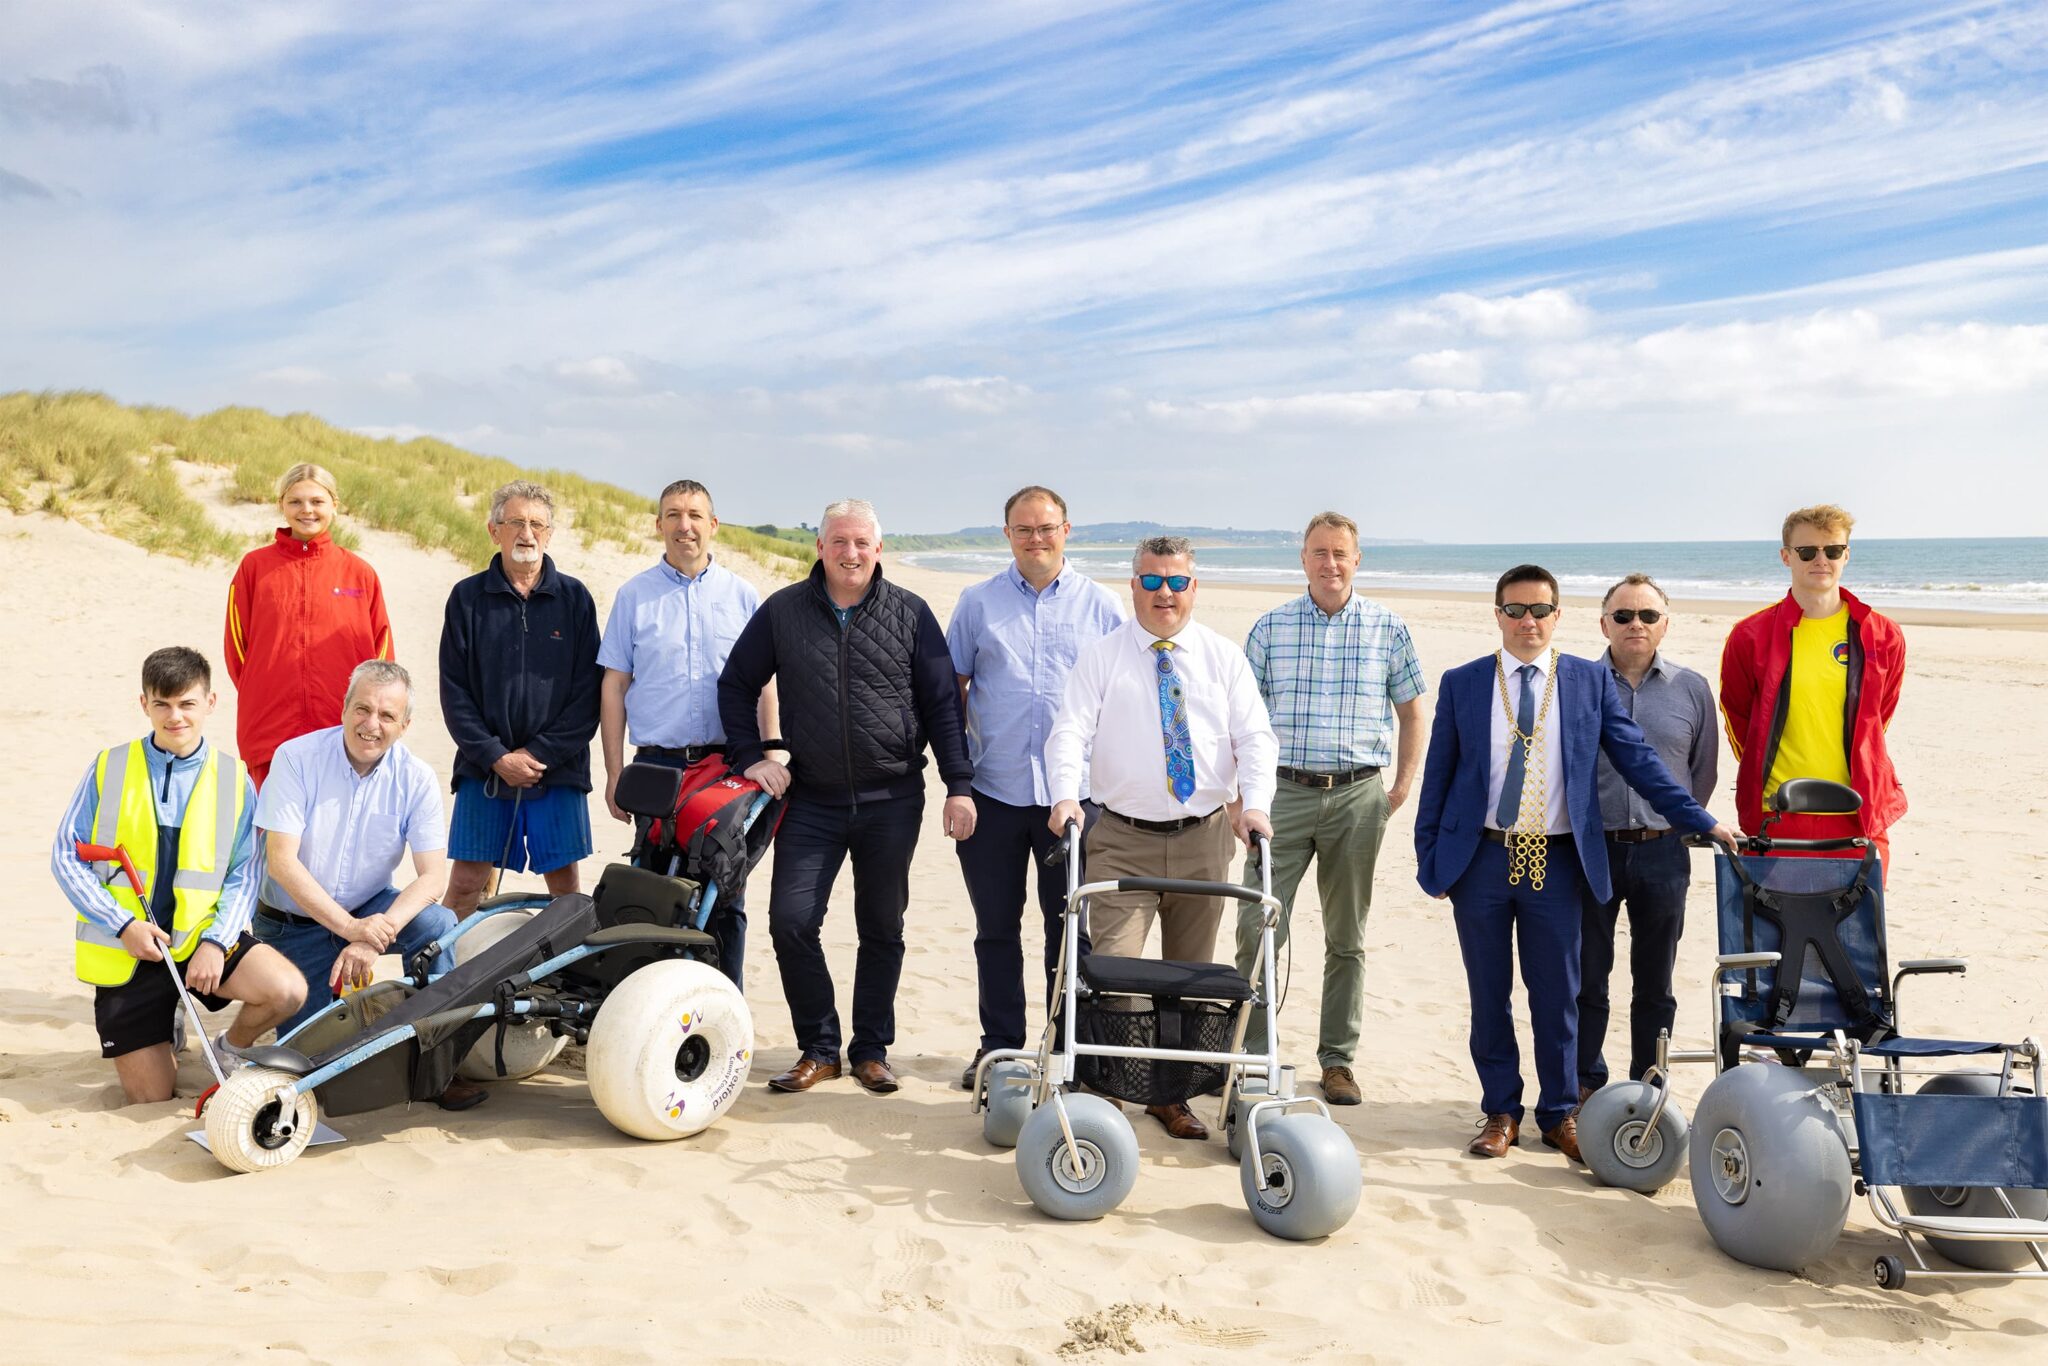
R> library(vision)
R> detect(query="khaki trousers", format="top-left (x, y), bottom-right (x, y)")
top-left (1083, 808), bottom-right (1234, 963)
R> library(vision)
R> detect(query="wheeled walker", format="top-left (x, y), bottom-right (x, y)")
top-left (970, 820), bottom-right (1361, 1240)
top-left (1576, 778), bottom-right (2048, 1288)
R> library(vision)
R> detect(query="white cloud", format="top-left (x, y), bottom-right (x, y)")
top-left (1404, 348), bottom-right (1486, 387)
top-left (1400, 289), bottom-right (1590, 340)
top-left (253, 365), bottom-right (329, 386)
top-left (909, 375), bottom-right (1033, 414)
top-left (1145, 387), bottom-right (1527, 433)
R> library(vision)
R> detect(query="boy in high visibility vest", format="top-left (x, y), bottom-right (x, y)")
top-left (50, 647), bottom-right (307, 1104)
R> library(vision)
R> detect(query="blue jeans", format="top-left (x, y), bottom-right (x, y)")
top-left (767, 792), bottom-right (923, 1064)
top-left (1578, 834), bottom-right (1691, 1090)
top-left (254, 887), bottom-right (457, 1035)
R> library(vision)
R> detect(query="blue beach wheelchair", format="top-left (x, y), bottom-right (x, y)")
top-left (1577, 779), bottom-right (2048, 1289)
top-left (199, 761), bottom-right (776, 1173)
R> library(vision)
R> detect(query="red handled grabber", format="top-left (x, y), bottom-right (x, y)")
top-left (75, 840), bottom-right (233, 1117)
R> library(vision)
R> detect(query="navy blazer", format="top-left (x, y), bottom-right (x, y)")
top-left (1414, 652), bottom-right (1714, 903)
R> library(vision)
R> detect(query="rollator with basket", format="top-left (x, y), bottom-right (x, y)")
top-left (1576, 778), bottom-right (2048, 1288)
top-left (970, 819), bottom-right (1361, 1240)
top-left (179, 754), bottom-right (782, 1173)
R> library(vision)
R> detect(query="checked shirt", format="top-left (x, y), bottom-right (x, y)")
top-left (1245, 593), bottom-right (1425, 770)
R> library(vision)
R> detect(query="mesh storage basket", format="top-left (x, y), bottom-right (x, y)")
top-left (1076, 996), bottom-right (1238, 1106)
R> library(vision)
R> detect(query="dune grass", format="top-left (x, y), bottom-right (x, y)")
top-left (0, 390), bottom-right (809, 576)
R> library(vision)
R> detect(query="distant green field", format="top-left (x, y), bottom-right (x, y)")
top-left (0, 390), bottom-right (809, 576)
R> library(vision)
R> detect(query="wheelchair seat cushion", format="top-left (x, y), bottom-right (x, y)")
top-left (1078, 954), bottom-right (1254, 1002)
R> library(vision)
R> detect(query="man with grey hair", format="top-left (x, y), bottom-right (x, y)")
top-left (1578, 572), bottom-right (1717, 1103)
top-left (1047, 535), bottom-right (1277, 1140)
top-left (718, 498), bottom-right (975, 1095)
top-left (253, 662), bottom-right (479, 1105)
top-left (439, 481), bottom-right (601, 916)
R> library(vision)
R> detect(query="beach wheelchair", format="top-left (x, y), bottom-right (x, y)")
top-left (1576, 778), bottom-right (2048, 1287)
top-left (969, 821), bottom-right (1361, 1240)
top-left (200, 759), bottom-right (780, 1173)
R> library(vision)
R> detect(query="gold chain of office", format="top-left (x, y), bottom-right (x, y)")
top-left (1494, 649), bottom-right (1559, 890)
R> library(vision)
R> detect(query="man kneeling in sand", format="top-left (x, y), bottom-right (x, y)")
top-left (51, 647), bottom-right (306, 1104)
top-left (252, 660), bottom-right (485, 1110)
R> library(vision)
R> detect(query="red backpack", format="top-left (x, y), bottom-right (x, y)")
top-left (642, 755), bottom-right (786, 896)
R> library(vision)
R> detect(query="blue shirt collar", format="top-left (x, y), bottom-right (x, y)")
top-left (658, 554), bottom-right (720, 586)
top-left (1004, 559), bottom-right (1070, 597)
top-left (1601, 646), bottom-right (1668, 679)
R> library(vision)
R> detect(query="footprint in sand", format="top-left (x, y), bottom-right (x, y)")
top-left (1403, 1271), bottom-right (1467, 1309)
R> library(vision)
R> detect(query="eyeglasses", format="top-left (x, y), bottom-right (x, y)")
top-left (499, 519), bottom-right (552, 535)
top-left (1496, 602), bottom-right (1557, 620)
top-left (1608, 609), bottom-right (1663, 625)
top-left (1008, 523), bottom-right (1065, 541)
top-left (1791, 544), bottom-right (1847, 562)
top-left (1138, 574), bottom-right (1192, 592)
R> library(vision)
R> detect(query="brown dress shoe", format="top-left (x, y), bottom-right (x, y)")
top-left (768, 1057), bottom-right (842, 1093)
top-left (1542, 1115), bottom-right (1584, 1162)
top-left (852, 1059), bottom-right (900, 1094)
top-left (436, 1077), bottom-right (489, 1112)
top-left (1145, 1101), bottom-right (1209, 1140)
top-left (1467, 1112), bottom-right (1519, 1158)
top-left (958, 1048), bottom-right (990, 1091)
top-left (1321, 1065), bottom-right (1362, 1106)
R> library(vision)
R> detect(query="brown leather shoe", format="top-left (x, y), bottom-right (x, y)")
top-left (1467, 1112), bottom-right (1519, 1158)
top-left (852, 1059), bottom-right (899, 1094)
top-left (436, 1077), bottom-right (489, 1112)
top-left (1321, 1065), bottom-right (1362, 1106)
top-left (1542, 1115), bottom-right (1584, 1162)
top-left (1145, 1102), bottom-right (1209, 1140)
top-left (768, 1057), bottom-right (842, 1093)
top-left (958, 1048), bottom-right (990, 1091)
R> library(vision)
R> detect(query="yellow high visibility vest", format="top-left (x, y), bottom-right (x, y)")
top-left (75, 741), bottom-right (247, 987)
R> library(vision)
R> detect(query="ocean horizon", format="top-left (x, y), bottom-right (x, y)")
top-left (899, 537), bottom-right (2048, 615)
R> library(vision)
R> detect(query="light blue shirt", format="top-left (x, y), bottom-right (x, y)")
top-left (598, 556), bottom-right (760, 749)
top-left (50, 736), bottom-right (260, 948)
top-left (255, 727), bottom-right (446, 915)
top-left (947, 561), bottom-right (1125, 807)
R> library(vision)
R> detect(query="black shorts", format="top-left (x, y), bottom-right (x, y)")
top-left (92, 931), bottom-right (262, 1059)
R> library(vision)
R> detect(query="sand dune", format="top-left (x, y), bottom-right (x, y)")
top-left (3, 497), bottom-right (2045, 1363)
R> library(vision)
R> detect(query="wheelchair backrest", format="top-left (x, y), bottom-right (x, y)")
top-left (1714, 852), bottom-right (1890, 1039)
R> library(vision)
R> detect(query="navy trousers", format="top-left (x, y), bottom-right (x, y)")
top-left (1578, 834), bottom-right (1691, 1090)
top-left (634, 746), bottom-right (746, 988)
top-left (1449, 838), bottom-right (1587, 1132)
top-left (767, 792), bottom-right (923, 1065)
top-left (954, 791), bottom-right (1088, 1053)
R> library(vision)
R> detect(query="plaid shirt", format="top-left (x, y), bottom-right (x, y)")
top-left (1245, 593), bottom-right (1425, 770)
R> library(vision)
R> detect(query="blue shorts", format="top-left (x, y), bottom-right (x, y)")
top-left (448, 778), bottom-right (593, 875)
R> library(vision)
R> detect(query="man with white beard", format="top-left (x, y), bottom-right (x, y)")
top-left (438, 481), bottom-right (602, 916)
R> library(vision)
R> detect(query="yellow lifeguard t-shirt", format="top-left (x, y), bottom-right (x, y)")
top-left (1765, 608), bottom-right (1852, 799)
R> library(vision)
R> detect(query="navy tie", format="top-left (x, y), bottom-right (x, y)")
top-left (1496, 664), bottom-right (1538, 829)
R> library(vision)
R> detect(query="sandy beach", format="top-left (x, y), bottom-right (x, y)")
top-left (4, 498), bottom-right (2046, 1365)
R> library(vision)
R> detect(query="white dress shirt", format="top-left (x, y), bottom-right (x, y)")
top-left (1485, 647), bottom-right (1570, 835)
top-left (1047, 618), bottom-right (1278, 820)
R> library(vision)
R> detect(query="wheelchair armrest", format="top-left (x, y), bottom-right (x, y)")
top-left (1717, 951), bottom-right (1781, 973)
top-left (1899, 958), bottom-right (1967, 975)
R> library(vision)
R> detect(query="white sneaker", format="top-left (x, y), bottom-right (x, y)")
top-left (210, 1030), bottom-right (249, 1072)
top-left (171, 1002), bottom-right (188, 1054)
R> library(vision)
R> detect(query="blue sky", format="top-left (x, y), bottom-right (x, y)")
top-left (4, 1), bottom-right (2046, 538)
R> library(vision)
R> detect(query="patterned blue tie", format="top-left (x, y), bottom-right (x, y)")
top-left (1496, 664), bottom-right (1538, 829)
top-left (1152, 641), bottom-right (1196, 803)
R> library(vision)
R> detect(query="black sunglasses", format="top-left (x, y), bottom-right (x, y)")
top-left (1496, 602), bottom-right (1558, 620)
top-left (1608, 609), bottom-right (1663, 625)
top-left (1791, 544), bottom-right (1848, 562)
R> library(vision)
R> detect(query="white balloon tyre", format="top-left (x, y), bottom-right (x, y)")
top-left (454, 908), bottom-right (569, 1081)
top-left (587, 959), bottom-right (754, 1141)
top-left (204, 1066), bottom-right (320, 1174)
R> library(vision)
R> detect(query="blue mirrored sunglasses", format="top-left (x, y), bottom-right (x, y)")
top-left (1138, 573), bottom-right (1192, 592)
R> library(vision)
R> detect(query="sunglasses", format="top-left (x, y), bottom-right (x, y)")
top-left (1138, 574), bottom-right (1192, 592)
top-left (1608, 609), bottom-right (1663, 625)
top-left (1791, 544), bottom-right (1848, 562)
top-left (1496, 602), bottom-right (1557, 620)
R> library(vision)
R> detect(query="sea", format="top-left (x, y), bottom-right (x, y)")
top-left (899, 538), bottom-right (2048, 615)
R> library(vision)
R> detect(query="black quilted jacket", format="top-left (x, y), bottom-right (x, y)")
top-left (716, 561), bottom-right (972, 804)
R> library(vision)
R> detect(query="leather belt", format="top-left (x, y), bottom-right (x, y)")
top-left (1277, 765), bottom-right (1380, 789)
top-left (1606, 827), bottom-right (1671, 844)
top-left (638, 744), bottom-right (725, 765)
top-left (1481, 828), bottom-right (1574, 847)
top-left (256, 900), bottom-right (319, 927)
top-left (1103, 807), bottom-right (1218, 834)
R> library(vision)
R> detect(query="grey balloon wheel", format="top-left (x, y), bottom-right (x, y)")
top-left (1239, 1112), bottom-right (1362, 1241)
top-left (1225, 1076), bottom-right (1273, 1161)
top-left (1899, 1072), bottom-right (2048, 1270)
top-left (981, 1060), bottom-right (1034, 1150)
top-left (1015, 1094), bottom-right (1138, 1221)
top-left (1581, 1081), bottom-right (1690, 1194)
top-left (1688, 1064), bottom-right (1852, 1272)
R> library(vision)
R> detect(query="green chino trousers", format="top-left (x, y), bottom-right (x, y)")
top-left (1235, 772), bottom-right (1391, 1068)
